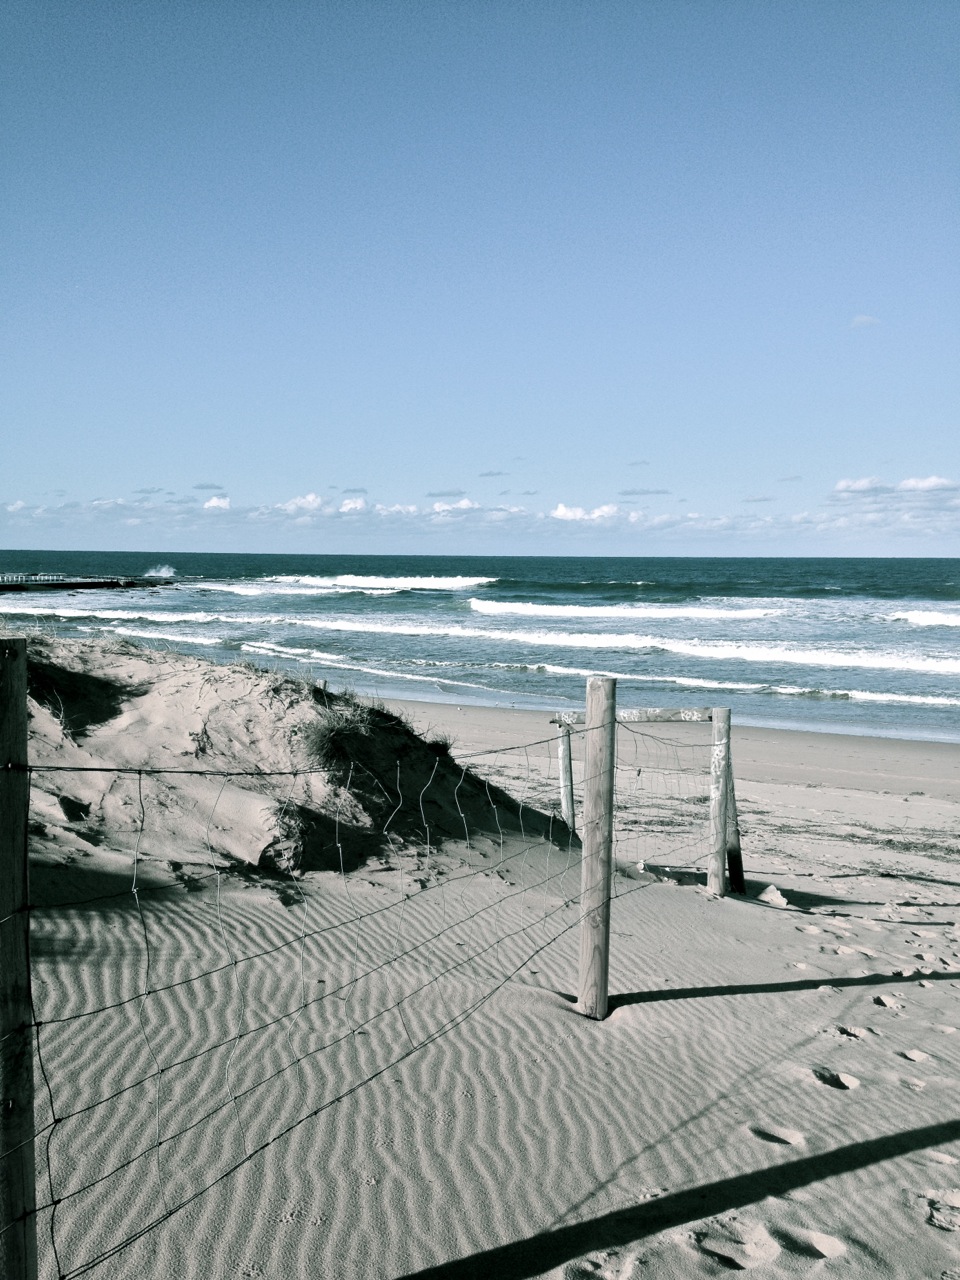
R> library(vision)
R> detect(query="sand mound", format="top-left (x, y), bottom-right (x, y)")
top-left (25, 636), bottom-right (559, 902)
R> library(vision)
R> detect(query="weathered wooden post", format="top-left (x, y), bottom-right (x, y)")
top-left (578, 677), bottom-right (616, 1020)
top-left (725, 750), bottom-right (746, 894)
top-left (707, 707), bottom-right (730, 896)
top-left (0, 638), bottom-right (37, 1280)
top-left (557, 722), bottom-right (576, 835)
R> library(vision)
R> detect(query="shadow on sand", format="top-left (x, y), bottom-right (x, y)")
top-left (606, 966), bottom-right (960, 1011)
top-left (397, 1120), bottom-right (960, 1280)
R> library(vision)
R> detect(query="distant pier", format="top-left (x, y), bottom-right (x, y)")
top-left (0, 572), bottom-right (142, 594)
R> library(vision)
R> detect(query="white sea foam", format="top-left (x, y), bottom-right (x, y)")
top-left (891, 610), bottom-right (960, 627)
top-left (236, 642), bottom-right (960, 709)
top-left (489, 662), bottom-right (765, 692)
top-left (270, 617), bottom-right (960, 675)
top-left (241, 641), bottom-right (492, 691)
top-left (469, 599), bottom-right (777, 620)
top-left (0, 605), bottom-right (283, 625)
top-left (195, 581), bottom-right (398, 597)
top-left (7, 602), bottom-right (960, 676)
top-left (843, 689), bottom-right (960, 707)
top-left (143, 564), bottom-right (176, 578)
top-left (108, 626), bottom-right (224, 646)
top-left (514, 664), bottom-right (960, 707)
top-left (265, 574), bottom-right (496, 590)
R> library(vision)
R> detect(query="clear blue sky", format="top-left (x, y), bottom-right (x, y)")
top-left (2, 0), bottom-right (958, 555)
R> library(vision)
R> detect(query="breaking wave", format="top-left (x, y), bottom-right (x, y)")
top-left (266, 574), bottom-right (496, 591)
top-left (891, 610), bottom-right (960, 627)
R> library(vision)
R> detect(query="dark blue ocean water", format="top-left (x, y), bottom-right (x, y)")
top-left (2, 551), bottom-right (959, 741)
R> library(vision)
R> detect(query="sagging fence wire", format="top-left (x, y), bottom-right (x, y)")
top-left (6, 730), bottom-right (600, 1279)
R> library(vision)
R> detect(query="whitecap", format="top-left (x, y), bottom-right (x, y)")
top-left (891, 610), bottom-right (960, 627)
top-left (265, 574), bottom-right (496, 590)
top-left (193, 581), bottom-right (398, 597)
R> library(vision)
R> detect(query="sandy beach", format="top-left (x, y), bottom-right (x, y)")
top-left (11, 635), bottom-right (960, 1278)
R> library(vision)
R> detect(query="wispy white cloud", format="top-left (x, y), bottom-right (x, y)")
top-left (850, 314), bottom-right (880, 328)
top-left (338, 497), bottom-right (366, 513)
top-left (835, 477), bottom-right (890, 493)
top-left (203, 495), bottom-right (230, 510)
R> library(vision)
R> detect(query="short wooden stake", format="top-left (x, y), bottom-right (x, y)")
top-left (0, 638), bottom-right (37, 1280)
top-left (725, 755), bottom-right (746, 894)
top-left (557, 724), bottom-right (576, 835)
top-left (578, 677), bottom-right (616, 1020)
top-left (707, 707), bottom-right (730, 897)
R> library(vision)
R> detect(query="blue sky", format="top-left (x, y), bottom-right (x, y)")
top-left (2, 0), bottom-right (958, 555)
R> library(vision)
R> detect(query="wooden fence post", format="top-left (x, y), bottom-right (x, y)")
top-left (578, 677), bottom-right (616, 1020)
top-left (707, 707), bottom-right (730, 897)
top-left (0, 637), bottom-right (37, 1280)
top-left (557, 723), bottom-right (576, 835)
top-left (725, 753), bottom-right (746, 894)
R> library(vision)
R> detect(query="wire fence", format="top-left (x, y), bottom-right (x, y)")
top-left (4, 701), bottom-right (723, 1279)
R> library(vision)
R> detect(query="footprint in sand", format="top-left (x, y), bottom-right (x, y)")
top-left (837, 1025), bottom-right (868, 1039)
top-left (902, 1049), bottom-right (931, 1062)
top-left (812, 1067), bottom-right (860, 1089)
top-left (874, 993), bottom-right (902, 1009)
top-left (924, 1188), bottom-right (960, 1231)
top-left (775, 1227), bottom-right (846, 1259)
top-left (750, 1122), bottom-right (804, 1146)
top-left (697, 1214), bottom-right (780, 1269)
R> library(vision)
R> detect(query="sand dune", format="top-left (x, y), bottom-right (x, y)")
top-left (10, 637), bottom-right (960, 1278)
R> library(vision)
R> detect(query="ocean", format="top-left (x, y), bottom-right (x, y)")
top-left (2, 551), bottom-right (959, 743)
